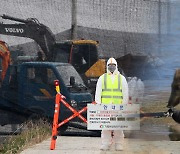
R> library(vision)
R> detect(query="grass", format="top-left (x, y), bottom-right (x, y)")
top-left (0, 118), bottom-right (51, 154)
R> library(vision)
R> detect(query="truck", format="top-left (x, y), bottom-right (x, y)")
top-left (0, 14), bottom-right (106, 92)
top-left (0, 61), bottom-right (93, 131)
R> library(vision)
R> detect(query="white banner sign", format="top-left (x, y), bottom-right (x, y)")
top-left (87, 104), bottom-right (140, 130)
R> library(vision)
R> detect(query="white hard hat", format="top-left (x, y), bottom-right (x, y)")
top-left (107, 57), bottom-right (117, 66)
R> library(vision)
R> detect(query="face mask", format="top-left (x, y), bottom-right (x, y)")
top-left (108, 64), bottom-right (116, 73)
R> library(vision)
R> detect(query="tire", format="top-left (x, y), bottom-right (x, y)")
top-left (57, 123), bottom-right (68, 135)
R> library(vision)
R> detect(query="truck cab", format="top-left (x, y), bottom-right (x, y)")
top-left (0, 62), bottom-right (93, 122)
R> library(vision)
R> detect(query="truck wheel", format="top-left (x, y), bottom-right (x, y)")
top-left (57, 123), bottom-right (68, 135)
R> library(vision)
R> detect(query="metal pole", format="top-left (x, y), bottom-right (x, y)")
top-left (158, 0), bottom-right (162, 56)
top-left (167, 0), bottom-right (171, 35)
top-left (71, 0), bottom-right (77, 39)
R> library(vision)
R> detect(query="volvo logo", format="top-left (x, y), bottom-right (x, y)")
top-left (5, 28), bottom-right (24, 33)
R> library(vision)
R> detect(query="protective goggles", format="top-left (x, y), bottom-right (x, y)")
top-left (108, 63), bottom-right (116, 66)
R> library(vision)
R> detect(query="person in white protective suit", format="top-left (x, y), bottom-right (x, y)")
top-left (128, 77), bottom-right (137, 104)
top-left (95, 57), bottom-right (129, 151)
top-left (137, 78), bottom-right (144, 103)
top-left (128, 77), bottom-right (144, 104)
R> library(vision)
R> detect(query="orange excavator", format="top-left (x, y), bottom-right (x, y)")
top-left (0, 40), bottom-right (11, 81)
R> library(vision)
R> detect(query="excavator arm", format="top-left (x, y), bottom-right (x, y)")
top-left (0, 40), bottom-right (10, 81)
top-left (0, 14), bottom-right (56, 60)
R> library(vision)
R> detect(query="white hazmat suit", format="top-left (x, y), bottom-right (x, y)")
top-left (128, 77), bottom-right (144, 104)
top-left (95, 57), bottom-right (129, 151)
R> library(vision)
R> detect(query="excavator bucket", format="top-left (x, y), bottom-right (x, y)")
top-left (85, 59), bottom-right (105, 77)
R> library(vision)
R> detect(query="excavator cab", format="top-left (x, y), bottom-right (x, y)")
top-left (53, 40), bottom-right (99, 73)
top-left (53, 40), bottom-right (105, 92)
top-left (70, 40), bottom-right (99, 74)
